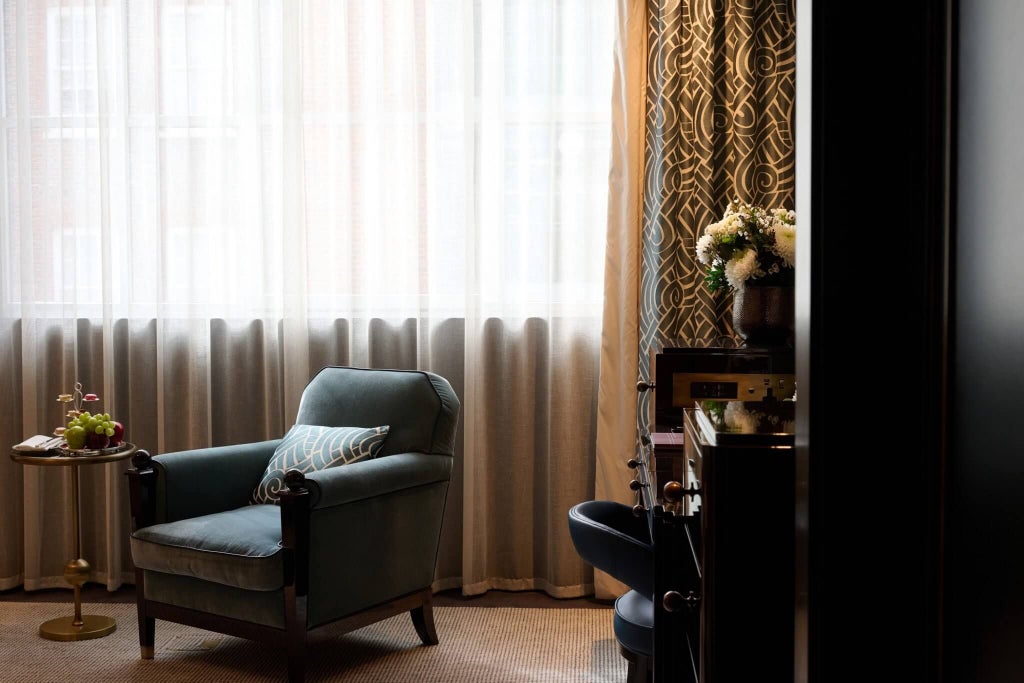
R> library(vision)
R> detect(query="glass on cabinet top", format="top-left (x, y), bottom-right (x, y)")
top-left (694, 399), bottom-right (795, 447)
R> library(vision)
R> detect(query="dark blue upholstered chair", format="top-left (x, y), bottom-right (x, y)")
top-left (568, 500), bottom-right (654, 683)
top-left (126, 366), bottom-right (460, 683)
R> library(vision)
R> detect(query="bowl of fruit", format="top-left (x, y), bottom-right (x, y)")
top-left (55, 384), bottom-right (127, 454)
top-left (63, 411), bottom-right (125, 452)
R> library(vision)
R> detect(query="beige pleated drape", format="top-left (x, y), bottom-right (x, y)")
top-left (593, 0), bottom-right (648, 600)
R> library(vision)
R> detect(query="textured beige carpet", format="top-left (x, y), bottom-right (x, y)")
top-left (0, 602), bottom-right (626, 682)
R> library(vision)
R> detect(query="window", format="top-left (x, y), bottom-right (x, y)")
top-left (3, 1), bottom-right (615, 321)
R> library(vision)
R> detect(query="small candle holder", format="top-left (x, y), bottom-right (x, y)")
top-left (55, 382), bottom-right (100, 436)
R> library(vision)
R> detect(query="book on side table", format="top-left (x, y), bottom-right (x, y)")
top-left (13, 435), bottom-right (63, 452)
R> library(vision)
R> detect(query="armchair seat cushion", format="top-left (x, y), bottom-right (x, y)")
top-left (614, 589), bottom-right (654, 657)
top-left (130, 505), bottom-right (283, 591)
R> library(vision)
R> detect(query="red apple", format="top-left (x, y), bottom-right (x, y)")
top-left (85, 430), bottom-right (109, 450)
top-left (109, 421), bottom-right (125, 446)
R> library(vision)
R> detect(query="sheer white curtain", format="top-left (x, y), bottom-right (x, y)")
top-left (0, 0), bottom-right (615, 596)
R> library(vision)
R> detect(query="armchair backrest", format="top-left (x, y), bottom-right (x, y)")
top-left (294, 366), bottom-right (460, 457)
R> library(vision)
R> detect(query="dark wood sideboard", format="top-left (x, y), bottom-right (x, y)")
top-left (639, 398), bottom-right (795, 682)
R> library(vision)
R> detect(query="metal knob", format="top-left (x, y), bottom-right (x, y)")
top-left (626, 458), bottom-right (640, 469)
top-left (663, 480), bottom-right (683, 503)
top-left (663, 590), bottom-right (701, 612)
top-left (632, 504), bottom-right (646, 517)
top-left (664, 479), bottom-right (701, 502)
top-left (636, 379), bottom-right (655, 392)
top-left (629, 479), bottom-right (643, 491)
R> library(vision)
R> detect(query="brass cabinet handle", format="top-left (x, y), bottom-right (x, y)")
top-left (662, 480), bottom-right (700, 502)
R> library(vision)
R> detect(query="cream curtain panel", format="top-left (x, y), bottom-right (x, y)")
top-left (0, 0), bottom-right (616, 597)
top-left (593, 0), bottom-right (645, 600)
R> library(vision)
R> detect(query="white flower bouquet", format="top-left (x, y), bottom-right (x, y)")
top-left (695, 200), bottom-right (796, 292)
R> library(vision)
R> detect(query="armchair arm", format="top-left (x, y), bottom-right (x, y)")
top-left (301, 452), bottom-right (452, 510)
top-left (150, 439), bottom-right (281, 523)
top-left (287, 454), bottom-right (454, 626)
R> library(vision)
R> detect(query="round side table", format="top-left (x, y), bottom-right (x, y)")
top-left (10, 443), bottom-right (137, 641)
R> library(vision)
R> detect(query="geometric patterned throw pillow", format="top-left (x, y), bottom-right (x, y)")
top-left (251, 424), bottom-right (390, 504)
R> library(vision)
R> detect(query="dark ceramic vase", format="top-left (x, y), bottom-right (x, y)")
top-left (732, 285), bottom-right (795, 347)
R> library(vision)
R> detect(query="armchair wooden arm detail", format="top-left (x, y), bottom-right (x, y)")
top-left (278, 469), bottom-right (311, 597)
top-left (126, 450), bottom-right (157, 532)
top-left (277, 469), bottom-right (312, 681)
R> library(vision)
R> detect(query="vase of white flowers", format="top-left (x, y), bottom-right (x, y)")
top-left (696, 200), bottom-right (796, 346)
top-left (730, 284), bottom-right (794, 346)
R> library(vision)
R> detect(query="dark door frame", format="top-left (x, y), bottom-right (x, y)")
top-left (794, 2), bottom-right (955, 681)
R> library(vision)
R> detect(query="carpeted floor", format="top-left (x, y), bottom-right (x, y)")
top-left (0, 602), bottom-right (626, 682)
top-left (0, 585), bottom-right (613, 610)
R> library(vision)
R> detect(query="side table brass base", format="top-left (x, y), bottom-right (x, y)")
top-left (39, 615), bottom-right (116, 641)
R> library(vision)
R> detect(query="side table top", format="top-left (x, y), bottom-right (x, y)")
top-left (10, 443), bottom-right (138, 467)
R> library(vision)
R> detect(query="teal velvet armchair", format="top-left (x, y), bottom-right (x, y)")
top-left (126, 366), bottom-right (460, 683)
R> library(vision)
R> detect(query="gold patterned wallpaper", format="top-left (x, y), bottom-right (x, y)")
top-left (638, 0), bottom-right (796, 428)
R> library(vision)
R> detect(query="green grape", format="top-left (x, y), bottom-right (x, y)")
top-left (104, 427), bottom-right (114, 437)
top-left (94, 425), bottom-right (105, 434)
top-left (81, 411), bottom-right (91, 419)
top-left (103, 413), bottom-right (110, 421)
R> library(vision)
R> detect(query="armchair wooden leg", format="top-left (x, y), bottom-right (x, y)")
top-left (410, 596), bottom-right (439, 646)
top-left (287, 652), bottom-right (305, 683)
top-left (619, 643), bottom-right (651, 683)
top-left (285, 623), bottom-right (306, 683)
top-left (135, 570), bottom-right (155, 659)
top-left (138, 614), bottom-right (155, 659)
top-left (139, 618), bottom-right (156, 659)
top-left (625, 656), bottom-right (652, 683)
top-left (284, 587), bottom-right (307, 683)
